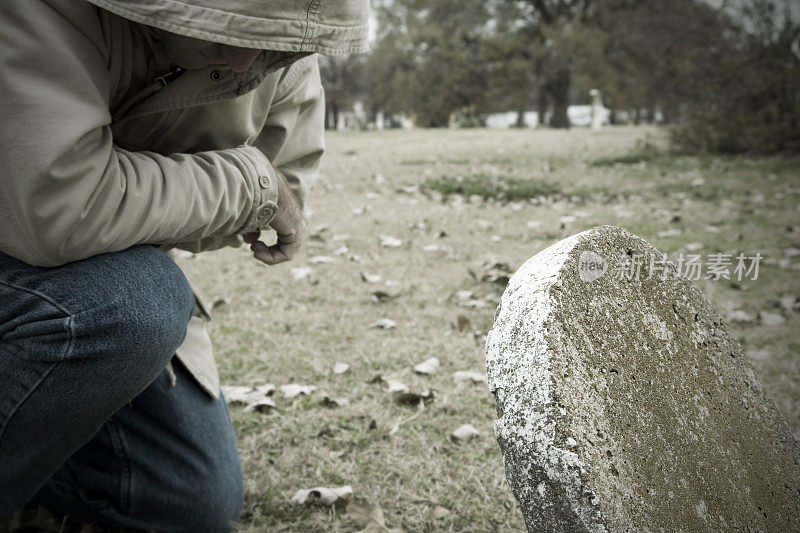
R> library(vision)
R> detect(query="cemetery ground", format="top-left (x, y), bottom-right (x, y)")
top-left (175, 126), bottom-right (800, 532)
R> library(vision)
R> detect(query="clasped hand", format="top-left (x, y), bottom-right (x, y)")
top-left (243, 171), bottom-right (306, 265)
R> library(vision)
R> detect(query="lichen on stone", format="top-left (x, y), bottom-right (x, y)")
top-left (486, 226), bottom-right (800, 532)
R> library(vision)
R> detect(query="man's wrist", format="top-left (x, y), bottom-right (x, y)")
top-left (235, 145), bottom-right (279, 234)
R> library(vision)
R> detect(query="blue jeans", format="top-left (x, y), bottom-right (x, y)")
top-left (0, 246), bottom-right (244, 531)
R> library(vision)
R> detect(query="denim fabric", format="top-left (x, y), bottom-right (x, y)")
top-left (0, 246), bottom-right (243, 531)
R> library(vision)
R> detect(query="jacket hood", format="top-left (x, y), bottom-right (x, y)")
top-left (85, 0), bottom-right (369, 55)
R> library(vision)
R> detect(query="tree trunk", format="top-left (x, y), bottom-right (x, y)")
top-left (515, 107), bottom-right (526, 128)
top-left (548, 69), bottom-right (571, 129)
top-left (537, 87), bottom-right (548, 128)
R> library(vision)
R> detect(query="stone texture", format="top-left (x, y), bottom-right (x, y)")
top-left (485, 226), bottom-right (800, 532)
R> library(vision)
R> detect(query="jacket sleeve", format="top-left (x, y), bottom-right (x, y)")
top-left (0, 1), bottom-right (278, 267)
top-left (253, 55), bottom-right (326, 208)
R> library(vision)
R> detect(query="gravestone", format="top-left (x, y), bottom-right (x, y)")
top-left (485, 226), bottom-right (800, 532)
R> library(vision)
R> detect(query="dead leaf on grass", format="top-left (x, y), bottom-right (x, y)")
top-left (211, 296), bottom-right (230, 310)
top-left (347, 501), bottom-right (404, 533)
top-left (333, 362), bottom-right (351, 375)
top-left (394, 389), bottom-right (435, 406)
top-left (280, 384), bottom-right (316, 398)
top-left (453, 370), bottom-right (486, 384)
top-left (221, 385), bottom-right (277, 412)
top-left (385, 380), bottom-right (409, 394)
top-left (329, 449), bottom-right (347, 459)
top-left (456, 315), bottom-right (472, 332)
top-left (369, 318), bottom-right (397, 329)
top-left (244, 397), bottom-right (277, 412)
top-left (290, 485), bottom-right (353, 505)
top-left (360, 271), bottom-right (383, 283)
top-left (291, 267), bottom-right (314, 280)
top-left (321, 396), bottom-right (350, 408)
top-left (451, 424), bottom-right (480, 443)
top-left (371, 290), bottom-right (398, 303)
top-left (413, 357), bottom-right (440, 375)
top-left (379, 235), bottom-right (403, 248)
top-left (308, 255), bottom-right (335, 264)
top-left (426, 505), bottom-right (451, 520)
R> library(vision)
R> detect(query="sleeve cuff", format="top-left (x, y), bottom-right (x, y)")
top-left (234, 145), bottom-right (280, 234)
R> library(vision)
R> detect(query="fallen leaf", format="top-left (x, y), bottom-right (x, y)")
top-left (220, 386), bottom-right (255, 405)
top-left (308, 255), bottom-right (335, 264)
top-left (453, 370), bottom-right (486, 384)
top-left (329, 449), bottom-right (347, 459)
top-left (394, 389), bottom-right (435, 405)
top-left (290, 485), bottom-right (353, 505)
top-left (456, 315), bottom-right (471, 332)
top-left (321, 396), bottom-right (350, 408)
top-left (291, 267), bottom-right (314, 280)
top-left (256, 383), bottom-right (276, 395)
top-left (369, 318), bottom-right (397, 329)
top-left (333, 362), bottom-right (351, 375)
top-left (221, 385), bottom-right (277, 412)
top-left (360, 271), bottom-right (383, 283)
top-left (280, 384), bottom-right (316, 398)
top-left (451, 424), bottom-right (480, 443)
top-left (347, 501), bottom-right (405, 533)
top-left (379, 235), bottom-right (403, 248)
top-left (386, 380), bottom-right (409, 394)
top-left (455, 290), bottom-right (474, 301)
top-left (244, 397), bottom-right (277, 412)
top-left (413, 357), bottom-right (440, 375)
top-left (211, 296), bottom-right (231, 310)
top-left (426, 505), bottom-right (451, 520)
top-left (371, 290), bottom-right (397, 303)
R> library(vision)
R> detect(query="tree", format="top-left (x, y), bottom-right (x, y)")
top-left (319, 55), bottom-right (366, 129)
top-left (367, 0), bottom-right (494, 127)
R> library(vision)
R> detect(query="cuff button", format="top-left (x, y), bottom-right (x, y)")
top-left (258, 175), bottom-right (271, 189)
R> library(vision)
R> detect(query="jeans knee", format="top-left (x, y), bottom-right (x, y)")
top-left (80, 246), bottom-right (195, 380)
top-left (119, 248), bottom-right (194, 353)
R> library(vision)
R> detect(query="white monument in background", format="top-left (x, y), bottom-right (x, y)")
top-left (590, 89), bottom-right (604, 130)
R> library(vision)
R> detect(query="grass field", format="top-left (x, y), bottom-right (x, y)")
top-left (175, 126), bottom-right (800, 532)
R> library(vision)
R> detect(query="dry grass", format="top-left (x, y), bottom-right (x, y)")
top-left (174, 126), bottom-right (800, 532)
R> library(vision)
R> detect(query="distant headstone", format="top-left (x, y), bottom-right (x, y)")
top-left (590, 89), bottom-right (603, 131)
top-left (486, 226), bottom-right (800, 532)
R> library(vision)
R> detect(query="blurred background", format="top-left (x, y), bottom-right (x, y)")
top-left (320, 0), bottom-right (799, 154)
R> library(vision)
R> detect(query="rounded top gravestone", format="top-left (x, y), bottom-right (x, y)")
top-left (486, 226), bottom-right (800, 532)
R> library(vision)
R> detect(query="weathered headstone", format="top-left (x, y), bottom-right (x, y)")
top-left (486, 226), bottom-right (800, 532)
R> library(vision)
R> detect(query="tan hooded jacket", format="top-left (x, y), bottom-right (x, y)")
top-left (0, 0), bottom-right (368, 396)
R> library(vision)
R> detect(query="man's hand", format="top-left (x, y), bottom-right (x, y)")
top-left (243, 171), bottom-right (306, 265)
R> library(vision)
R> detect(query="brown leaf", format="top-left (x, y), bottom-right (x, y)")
top-left (394, 389), bottom-right (435, 406)
top-left (290, 485), bottom-right (352, 505)
top-left (456, 314), bottom-right (471, 332)
top-left (426, 505), bottom-right (451, 520)
top-left (346, 501), bottom-right (405, 533)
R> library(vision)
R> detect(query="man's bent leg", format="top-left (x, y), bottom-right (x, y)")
top-left (0, 246), bottom-right (195, 515)
top-left (30, 359), bottom-right (244, 532)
